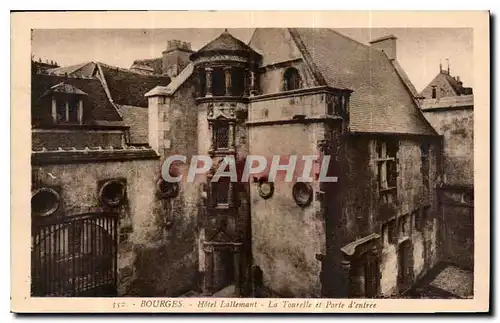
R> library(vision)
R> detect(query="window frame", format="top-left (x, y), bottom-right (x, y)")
top-left (375, 140), bottom-right (399, 193)
top-left (283, 67), bottom-right (302, 92)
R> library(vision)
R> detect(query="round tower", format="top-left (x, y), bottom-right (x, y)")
top-left (190, 30), bottom-right (261, 296)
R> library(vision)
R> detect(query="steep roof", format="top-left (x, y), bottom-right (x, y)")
top-left (31, 73), bottom-right (124, 125)
top-left (117, 105), bottom-right (149, 144)
top-left (98, 63), bottom-right (170, 107)
top-left (132, 57), bottom-right (163, 75)
top-left (289, 28), bottom-right (437, 136)
top-left (190, 29), bottom-right (261, 60)
top-left (420, 70), bottom-right (473, 99)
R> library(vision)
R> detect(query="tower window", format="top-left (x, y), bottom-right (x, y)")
top-left (214, 122), bottom-right (229, 149)
top-left (283, 67), bottom-right (302, 91)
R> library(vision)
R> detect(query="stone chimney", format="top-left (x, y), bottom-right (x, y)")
top-left (162, 40), bottom-right (194, 78)
top-left (369, 34), bottom-right (397, 61)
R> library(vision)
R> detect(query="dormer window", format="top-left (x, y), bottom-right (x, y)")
top-left (52, 96), bottom-right (83, 124)
top-left (283, 67), bottom-right (302, 91)
top-left (43, 82), bottom-right (87, 125)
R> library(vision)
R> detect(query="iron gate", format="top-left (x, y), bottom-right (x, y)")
top-left (31, 212), bottom-right (118, 297)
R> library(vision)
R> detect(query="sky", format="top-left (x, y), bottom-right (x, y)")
top-left (31, 28), bottom-right (473, 93)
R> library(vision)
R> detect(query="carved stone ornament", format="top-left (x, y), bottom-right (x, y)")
top-left (257, 177), bottom-right (274, 199)
top-left (292, 182), bottom-right (313, 207)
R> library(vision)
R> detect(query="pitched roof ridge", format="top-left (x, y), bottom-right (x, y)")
top-left (97, 61), bottom-right (170, 80)
top-left (133, 56), bottom-right (162, 64)
top-left (287, 28), bottom-right (328, 87)
top-left (95, 62), bottom-right (123, 119)
top-left (327, 28), bottom-right (372, 49)
top-left (46, 61), bottom-right (91, 75)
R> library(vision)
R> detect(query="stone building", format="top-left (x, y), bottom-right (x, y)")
top-left (419, 68), bottom-right (474, 272)
top-left (31, 28), bottom-right (452, 299)
top-left (144, 28), bottom-right (443, 298)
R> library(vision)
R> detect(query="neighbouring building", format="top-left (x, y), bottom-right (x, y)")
top-left (30, 61), bottom-right (205, 297)
top-left (419, 67), bottom-right (474, 272)
top-left (145, 29), bottom-right (443, 298)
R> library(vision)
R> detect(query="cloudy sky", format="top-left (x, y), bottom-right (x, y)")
top-left (32, 28), bottom-right (473, 92)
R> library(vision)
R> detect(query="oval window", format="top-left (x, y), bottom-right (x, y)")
top-left (292, 182), bottom-right (313, 207)
top-left (100, 180), bottom-right (126, 207)
top-left (31, 187), bottom-right (60, 216)
top-left (157, 179), bottom-right (180, 199)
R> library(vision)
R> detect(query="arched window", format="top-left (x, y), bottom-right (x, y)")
top-left (283, 67), bottom-right (302, 91)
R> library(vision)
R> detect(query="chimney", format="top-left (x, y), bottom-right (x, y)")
top-left (369, 34), bottom-right (397, 61)
top-left (162, 39), bottom-right (193, 78)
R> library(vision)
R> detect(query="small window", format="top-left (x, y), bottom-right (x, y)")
top-left (68, 99), bottom-right (79, 123)
top-left (283, 67), bottom-right (302, 91)
top-left (56, 99), bottom-right (66, 122)
top-left (431, 86), bottom-right (437, 99)
top-left (388, 219), bottom-right (397, 244)
top-left (214, 122), bottom-right (230, 149)
top-left (376, 139), bottom-right (398, 191)
top-left (213, 178), bottom-right (230, 205)
top-left (420, 143), bottom-right (430, 188)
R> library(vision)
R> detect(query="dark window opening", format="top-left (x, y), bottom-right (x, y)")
top-left (431, 86), bottom-right (437, 99)
top-left (212, 68), bottom-right (225, 97)
top-left (283, 67), bottom-right (302, 91)
top-left (68, 99), bottom-right (79, 123)
top-left (387, 219), bottom-right (397, 244)
top-left (56, 99), bottom-right (66, 123)
top-left (387, 160), bottom-right (398, 188)
top-left (231, 68), bottom-right (245, 97)
top-left (198, 69), bottom-right (206, 97)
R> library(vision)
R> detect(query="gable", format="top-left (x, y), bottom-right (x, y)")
top-left (420, 73), bottom-right (459, 99)
top-left (249, 28), bottom-right (303, 66)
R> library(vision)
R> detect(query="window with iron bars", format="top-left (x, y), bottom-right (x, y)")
top-left (214, 122), bottom-right (230, 150)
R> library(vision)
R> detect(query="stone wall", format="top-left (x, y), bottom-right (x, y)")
top-left (31, 154), bottom-right (198, 296)
top-left (422, 106), bottom-right (473, 186)
top-left (248, 121), bottom-right (326, 297)
top-left (342, 136), bottom-right (441, 297)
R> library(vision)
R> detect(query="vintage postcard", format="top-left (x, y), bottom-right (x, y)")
top-left (11, 11), bottom-right (490, 313)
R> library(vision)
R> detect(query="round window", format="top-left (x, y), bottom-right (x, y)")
top-left (157, 179), bottom-right (180, 199)
top-left (292, 182), bottom-right (313, 207)
top-left (31, 187), bottom-right (60, 217)
top-left (100, 180), bottom-right (126, 207)
top-left (257, 177), bottom-right (274, 199)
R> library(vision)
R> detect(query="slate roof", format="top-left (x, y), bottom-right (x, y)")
top-left (190, 29), bottom-right (261, 60)
top-left (132, 57), bottom-right (163, 75)
top-left (117, 105), bottom-right (149, 144)
top-left (42, 82), bottom-right (88, 96)
top-left (290, 28), bottom-right (437, 136)
top-left (32, 73), bottom-right (124, 125)
top-left (442, 73), bottom-right (473, 96)
top-left (98, 63), bottom-right (170, 107)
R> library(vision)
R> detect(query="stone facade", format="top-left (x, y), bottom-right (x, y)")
top-left (32, 28), bottom-right (460, 299)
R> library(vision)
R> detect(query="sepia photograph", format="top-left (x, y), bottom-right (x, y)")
top-left (11, 11), bottom-right (489, 313)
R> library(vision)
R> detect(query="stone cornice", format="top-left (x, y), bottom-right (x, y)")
top-left (32, 147), bottom-right (159, 165)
